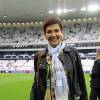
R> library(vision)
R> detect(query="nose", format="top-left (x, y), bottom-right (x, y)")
top-left (51, 31), bottom-right (56, 36)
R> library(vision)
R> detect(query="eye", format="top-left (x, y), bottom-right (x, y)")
top-left (46, 30), bottom-right (52, 34)
top-left (54, 29), bottom-right (60, 33)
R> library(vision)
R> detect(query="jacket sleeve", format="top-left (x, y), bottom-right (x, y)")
top-left (30, 53), bottom-right (38, 100)
top-left (73, 48), bottom-right (88, 100)
top-left (91, 59), bottom-right (99, 77)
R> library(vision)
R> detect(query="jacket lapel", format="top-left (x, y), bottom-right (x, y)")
top-left (58, 46), bottom-right (71, 66)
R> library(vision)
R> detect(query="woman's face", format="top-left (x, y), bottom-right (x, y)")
top-left (45, 24), bottom-right (63, 47)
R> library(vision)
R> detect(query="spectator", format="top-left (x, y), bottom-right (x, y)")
top-left (90, 48), bottom-right (100, 100)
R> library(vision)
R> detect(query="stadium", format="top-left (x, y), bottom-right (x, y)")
top-left (0, 0), bottom-right (100, 99)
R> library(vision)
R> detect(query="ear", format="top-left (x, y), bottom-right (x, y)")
top-left (44, 32), bottom-right (48, 39)
top-left (61, 31), bottom-right (64, 37)
top-left (62, 31), bottom-right (64, 34)
top-left (43, 32), bottom-right (46, 36)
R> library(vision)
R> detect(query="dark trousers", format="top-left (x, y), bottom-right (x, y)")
top-left (90, 88), bottom-right (100, 100)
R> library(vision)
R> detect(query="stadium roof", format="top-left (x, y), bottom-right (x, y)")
top-left (0, 0), bottom-right (100, 22)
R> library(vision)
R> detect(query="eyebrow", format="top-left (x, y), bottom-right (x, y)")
top-left (47, 28), bottom-right (60, 31)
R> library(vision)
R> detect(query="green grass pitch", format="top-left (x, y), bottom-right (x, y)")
top-left (0, 73), bottom-right (34, 100)
top-left (0, 73), bottom-right (91, 100)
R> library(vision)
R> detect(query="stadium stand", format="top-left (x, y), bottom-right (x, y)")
top-left (0, 60), bottom-right (33, 73)
top-left (0, 21), bottom-right (100, 44)
top-left (0, 19), bottom-right (100, 73)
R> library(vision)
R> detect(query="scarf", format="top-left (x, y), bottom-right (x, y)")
top-left (47, 42), bottom-right (69, 100)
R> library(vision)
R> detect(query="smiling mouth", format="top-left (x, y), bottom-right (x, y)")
top-left (48, 35), bottom-right (60, 41)
top-left (51, 39), bottom-right (57, 42)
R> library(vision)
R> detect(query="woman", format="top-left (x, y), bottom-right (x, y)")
top-left (30, 17), bottom-right (88, 100)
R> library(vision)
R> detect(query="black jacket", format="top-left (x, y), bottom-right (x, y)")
top-left (90, 58), bottom-right (100, 89)
top-left (30, 46), bottom-right (88, 100)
